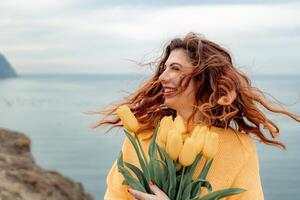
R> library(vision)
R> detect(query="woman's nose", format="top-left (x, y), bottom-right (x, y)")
top-left (159, 69), bottom-right (170, 83)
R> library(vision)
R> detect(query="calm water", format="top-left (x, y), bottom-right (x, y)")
top-left (0, 74), bottom-right (299, 200)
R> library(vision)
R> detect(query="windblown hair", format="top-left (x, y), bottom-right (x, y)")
top-left (90, 32), bottom-right (300, 149)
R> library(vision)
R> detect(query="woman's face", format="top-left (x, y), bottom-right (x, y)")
top-left (159, 48), bottom-right (199, 112)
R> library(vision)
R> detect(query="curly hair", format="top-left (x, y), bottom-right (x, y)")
top-left (89, 32), bottom-right (300, 149)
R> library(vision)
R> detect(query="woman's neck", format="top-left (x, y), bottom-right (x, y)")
top-left (177, 108), bottom-right (203, 133)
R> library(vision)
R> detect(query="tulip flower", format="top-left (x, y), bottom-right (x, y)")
top-left (116, 105), bottom-right (140, 133)
top-left (179, 137), bottom-right (197, 167)
top-left (191, 126), bottom-right (208, 154)
top-left (174, 115), bottom-right (187, 134)
top-left (156, 137), bottom-right (166, 150)
top-left (157, 116), bottom-right (175, 143)
top-left (166, 130), bottom-right (183, 161)
top-left (202, 130), bottom-right (219, 160)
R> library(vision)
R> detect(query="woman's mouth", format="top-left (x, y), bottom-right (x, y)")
top-left (163, 87), bottom-right (177, 97)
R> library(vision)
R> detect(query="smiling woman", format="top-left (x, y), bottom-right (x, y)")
top-left (92, 32), bottom-right (300, 200)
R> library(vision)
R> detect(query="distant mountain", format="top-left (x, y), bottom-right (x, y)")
top-left (0, 53), bottom-right (17, 79)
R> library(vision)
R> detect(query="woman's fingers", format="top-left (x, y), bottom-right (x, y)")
top-left (128, 188), bottom-right (154, 200)
top-left (149, 181), bottom-right (169, 198)
top-left (128, 182), bottom-right (170, 200)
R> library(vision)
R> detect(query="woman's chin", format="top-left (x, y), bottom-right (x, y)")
top-left (164, 98), bottom-right (177, 110)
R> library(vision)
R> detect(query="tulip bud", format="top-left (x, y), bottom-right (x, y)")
top-left (116, 105), bottom-right (140, 133)
top-left (202, 130), bottom-right (219, 160)
top-left (174, 114), bottom-right (187, 134)
top-left (179, 137), bottom-right (197, 167)
top-left (157, 116), bottom-right (174, 143)
top-left (156, 137), bottom-right (166, 150)
top-left (191, 125), bottom-right (200, 139)
top-left (166, 130), bottom-right (183, 161)
top-left (191, 126), bottom-right (208, 154)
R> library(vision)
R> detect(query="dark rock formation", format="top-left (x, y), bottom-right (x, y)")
top-left (0, 128), bottom-right (94, 200)
top-left (0, 53), bottom-right (17, 79)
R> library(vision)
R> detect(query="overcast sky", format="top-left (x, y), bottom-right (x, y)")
top-left (1, 0), bottom-right (300, 75)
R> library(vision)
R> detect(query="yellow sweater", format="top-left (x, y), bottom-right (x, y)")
top-left (104, 125), bottom-right (264, 200)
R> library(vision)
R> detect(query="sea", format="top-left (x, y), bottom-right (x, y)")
top-left (0, 74), bottom-right (299, 200)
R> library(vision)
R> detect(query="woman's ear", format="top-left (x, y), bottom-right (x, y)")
top-left (217, 90), bottom-right (237, 105)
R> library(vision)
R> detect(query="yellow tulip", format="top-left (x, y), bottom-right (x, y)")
top-left (156, 137), bottom-right (166, 150)
top-left (166, 130), bottom-right (183, 161)
top-left (179, 137), bottom-right (197, 167)
top-left (116, 105), bottom-right (140, 133)
top-left (191, 126), bottom-right (208, 154)
top-left (157, 116), bottom-right (174, 143)
top-left (174, 114), bottom-right (187, 134)
top-left (202, 130), bottom-right (219, 160)
top-left (191, 125), bottom-right (200, 139)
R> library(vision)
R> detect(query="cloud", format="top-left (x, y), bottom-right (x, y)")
top-left (0, 2), bottom-right (300, 74)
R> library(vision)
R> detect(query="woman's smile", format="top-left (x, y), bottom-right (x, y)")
top-left (162, 86), bottom-right (177, 97)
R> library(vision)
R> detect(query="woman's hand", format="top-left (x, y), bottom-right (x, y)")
top-left (128, 181), bottom-right (170, 200)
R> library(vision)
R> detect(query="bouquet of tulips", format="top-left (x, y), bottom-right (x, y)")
top-left (116, 105), bottom-right (245, 200)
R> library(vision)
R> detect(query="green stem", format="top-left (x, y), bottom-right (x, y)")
top-left (198, 159), bottom-right (213, 196)
top-left (135, 132), bottom-right (148, 164)
top-left (200, 160), bottom-right (208, 178)
top-left (176, 167), bottom-right (186, 200)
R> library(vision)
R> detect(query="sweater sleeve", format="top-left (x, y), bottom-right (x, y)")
top-left (227, 141), bottom-right (264, 200)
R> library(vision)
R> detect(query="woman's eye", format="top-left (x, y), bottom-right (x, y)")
top-left (172, 66), bottom-right (180, 71)
top-left (162, 65), bottom-right (180, 71)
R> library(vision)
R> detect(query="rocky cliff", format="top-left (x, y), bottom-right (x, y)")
top-left (0, 53), bottom-right (17, 79)
top-left (0, 128), bottom-right (94, 200)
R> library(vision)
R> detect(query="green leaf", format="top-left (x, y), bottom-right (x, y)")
top-left (198, 188), bottom-right (246, 200)
top-left (147, 124), bottom-right (160, 188)
top-left (185, 154), bottom-right (201, 179)
top-left (147, 159), bottom-right (154, 183)
top-left (124, 129), bottom-right (151, 182)
top-left (124, 162), bottom-right (151, 193)
top-left (198, 159), bottom-right (213, 180)
top-left (182, 178), bottom-right (211, 200)
top-left (163, 148), bottom-right (177, 200)
top-left (182, 154), bottom-right (202, 189)
top-left (156, 143), bottom-right (167, 162)
top-left (119, 167), bottom-right (147, 192)
top-left (117, 152), bottom-right (147, 192)
top-left (117, 151), bottom-right (125, 168)
top-left (181, 180), bottom-right (193, 200)
top-left (135, 132), bottom-right (149, 164)
top-left (175, 167), bottom-right (186, 200)
top-left (190, 177), bottom-right (213, 198)
top-left (148, 122), bottom-right (160, 159)
top-left (197, 178), bottom-right (212, 192)
top-left (162, 175), bottom-right (170, 193)
top-left (154, 150), bottom-right (169, 191)
top-left (156, 145), bottom-right (176, 198)
top-left (190, 181), bottom-right (201, 198)
top-left (151, 159), bottom-right (166, 189)
top-left (175, 154), bottom-right (202, 200)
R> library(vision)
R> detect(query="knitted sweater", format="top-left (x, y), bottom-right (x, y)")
top-left (104, 125), bottom-right (264, 200)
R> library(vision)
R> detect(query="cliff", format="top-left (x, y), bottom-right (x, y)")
top-left (0, 53), bottom-right (17, 79)
top-left (0, 128), bottom-right (94, 200)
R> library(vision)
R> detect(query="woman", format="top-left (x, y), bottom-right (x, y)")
top-left (93, 32), bottom-right (300, 200)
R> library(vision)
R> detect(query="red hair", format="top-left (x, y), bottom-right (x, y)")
top-left (89, 32), bottom-right (300, 149)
